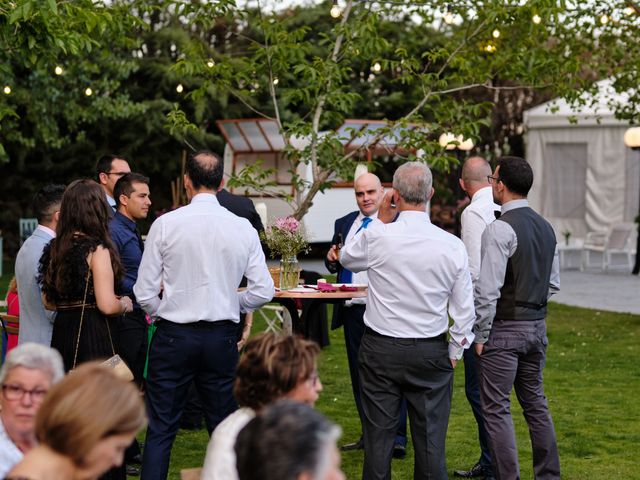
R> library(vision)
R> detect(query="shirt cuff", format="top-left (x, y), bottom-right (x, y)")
top-left (448, 343), bottom-right (465, 360)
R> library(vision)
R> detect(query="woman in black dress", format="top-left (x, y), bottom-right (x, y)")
top-left (39, 179), bottom-right (133, 480)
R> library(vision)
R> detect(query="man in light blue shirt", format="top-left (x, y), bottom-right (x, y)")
top-left (15, 185), bottom-right (65, 346)
top-left (134, 150), bottom-right (274, 480)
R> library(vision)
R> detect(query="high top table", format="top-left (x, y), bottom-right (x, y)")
top-left (272, 288), bottom-right (368, 335)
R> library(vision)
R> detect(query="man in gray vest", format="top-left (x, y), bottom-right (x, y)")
top-left (15, 184), bottom-right (65, 346)
top-left (474, 156), bottom-right (560, 480)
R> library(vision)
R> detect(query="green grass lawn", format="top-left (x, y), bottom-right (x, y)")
top-left (2, 267), bottom-right (638, 479)
top-left (162, 303), bottom-right (640, 480)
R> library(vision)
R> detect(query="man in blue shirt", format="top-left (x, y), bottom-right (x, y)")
top-left (109, 172), bottom-right (151, 384)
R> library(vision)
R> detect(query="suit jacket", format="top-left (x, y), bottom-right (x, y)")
top-left (15, 228), bottom-right (56, 346)
top-left (217, 189), bottom-right (264, 234)
top-left (325, 211), bottom-right (360, 330)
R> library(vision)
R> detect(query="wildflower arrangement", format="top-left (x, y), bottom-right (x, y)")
top-left (261, 216), bottom-right (309, 259)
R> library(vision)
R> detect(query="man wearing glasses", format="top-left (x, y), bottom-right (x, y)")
top-left (96, 154), bottom-right (131, 211)
top-left (474, 156), bottom-right (560, 480)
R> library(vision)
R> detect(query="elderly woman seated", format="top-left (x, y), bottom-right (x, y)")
top-left (200, 332), bottom-right (322, 480)
top-left (236, 400), bottom-right (345, 480)
top-left (0, 343), bottom-right (64, 477)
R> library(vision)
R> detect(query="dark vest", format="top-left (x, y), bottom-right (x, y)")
top-left (495, 207), bottom-right (556, 321)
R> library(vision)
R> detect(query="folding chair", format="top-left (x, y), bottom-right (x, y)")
top-left (603, 223), bottom-right (636, 271)
top-left (256, 304), bottom-right (293, 334)
top-left (581, 231), bottom-right (608, 271)
top-left (0, 314), bottom-right (19, 362)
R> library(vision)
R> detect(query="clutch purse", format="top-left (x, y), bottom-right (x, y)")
top-left (101, 354), bottom-right (134, 382)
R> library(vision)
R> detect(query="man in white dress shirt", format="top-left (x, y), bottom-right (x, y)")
top-left (454, 157), bottom-right (499, 480)
top-left (134, 151), bottom-right (274, 480)
top-left (341, 162), bottom-right (475, 480)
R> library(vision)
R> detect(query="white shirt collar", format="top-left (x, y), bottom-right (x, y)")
top-left (471, 186), bottom-right (494, 204)
top-left (37, 225), bottom-right (56, 238)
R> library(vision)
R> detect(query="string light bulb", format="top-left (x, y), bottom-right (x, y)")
top-left (54, 66), bottom-right (63, 75)
top-left (443, 5), bottom-right (454, 25)
top-left (176, 84), bottom-right (184, 93)
top-left (330, 0), bottom-right (341, 18)
top-left (600, 14), bottom-right (609, 24)
top-left (84, 87), bottom-right (92, 96)
top-left (484, 43), bottom-right (496, 53)
top-left (372, 62), bottom-right (382, 73)
top-left (206, 59), bottom-right (215, 68)
top-left (272, 77), bottom-right (279, 85)
top-left (3, 85), bottom-right (11, 95)
top-left (492, 29), bottom-right (500, 38)
top-left (532, 14), bottom-right (542, 24)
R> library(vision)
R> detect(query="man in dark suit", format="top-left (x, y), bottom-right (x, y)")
top-left (325, 172), bottom-right (407, 457)
top-left (217, 186), bottom-right (265, 234)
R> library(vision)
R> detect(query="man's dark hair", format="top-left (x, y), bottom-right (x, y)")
top-left (113, 173), bottom-right (150, 208)
top-left (95, 154), bottom-right (129, 177)
top-left (32, 184), bottom-right (66, 224)
top-left (497, 156), bottom-right (534, 197)
top-left (186, 150), bottom-right (223, 190)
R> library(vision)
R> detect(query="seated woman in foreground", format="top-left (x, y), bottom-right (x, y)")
top-left (235, 400), bottom-right (345, 480)
top-left (6, 362), bottom-right (146, 480)
top-left (0, 344), bottom-right (64, 477)
top-left (200, 332), bottom-right (322, 480)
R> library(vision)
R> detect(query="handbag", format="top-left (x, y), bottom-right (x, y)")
top-left (72, 253), bottom-right (134, 382)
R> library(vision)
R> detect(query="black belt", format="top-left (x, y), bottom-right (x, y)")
top-left (156, 319), bottom-right (237, 329)
top-left (365, 327), bottom-right (446, 343)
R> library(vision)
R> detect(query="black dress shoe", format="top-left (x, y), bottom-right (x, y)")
top-left (126, 464), bottom-right (141, 476)
top-left (453, 462), bottom-right (484, 478)
top-left (392, 444), bottom-right (406, 459)
top-left (340, 437), bottom-right (364, 451)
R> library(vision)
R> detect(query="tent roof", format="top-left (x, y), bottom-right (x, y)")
top-left (524, 79), bottom-right (631, 129)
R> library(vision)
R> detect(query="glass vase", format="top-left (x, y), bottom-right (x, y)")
top-left (279, 255), bottom-right (301, 290)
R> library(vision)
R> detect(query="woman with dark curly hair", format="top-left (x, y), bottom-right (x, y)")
top-left (39, 179), bottom-right (133, 373)
top-left (201, 332), bottom-right (322, 480)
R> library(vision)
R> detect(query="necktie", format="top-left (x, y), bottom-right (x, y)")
top-left (339, 217), bottom-right (372, 283)
top-left (494, 210), bottom-right (502, 219)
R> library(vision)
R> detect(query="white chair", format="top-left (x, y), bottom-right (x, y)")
top-left (603, 223), bottom-right (636, 271)
top-left (19, 218), bottom-right (38, 245)
top-left (581, 231), bottom-right (608, 271)
top-left (256, 304), bottom-right (293, 334)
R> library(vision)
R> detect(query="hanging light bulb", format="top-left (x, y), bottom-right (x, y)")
top-left (54, 66), bottom-right (63, 75)
top-left (532, 14), bottom-right (542, 24)
top-left (372, 62), bottom-right (382, 73)
top-left (272, 77), bottom-right (279, 85)
top-left (84, 87), bottom-right (93, 96)
top-left (3, 85), bottom-right (11, 95)
top-left (484, 43), bottom-right (496, 53)
top-left (206, 58), bottom-right (215, 68)
top-left (176, 84), bottom-right (184, 93)
top-left (600, 14), bottom-right (609, 24)
top-left (443, 4), bottom-right (454, 25)
top-left (492, 29), bottom-right (500, 38)
top-left (330, 0), bottom-right (341, 18)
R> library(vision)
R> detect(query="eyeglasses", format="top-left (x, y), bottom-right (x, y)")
top-left (2, 384), bottom-right (48, 403)
top-left (487, 175), bottom-right (501, 184)
top-left (105, 171), bottom-right (128, 177)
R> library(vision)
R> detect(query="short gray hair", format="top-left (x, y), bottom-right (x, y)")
top-left (0, 343), bottom-right (65, 385)
top-left (392, 161), bottom-right (432, 205)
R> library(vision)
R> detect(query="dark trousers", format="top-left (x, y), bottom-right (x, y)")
top-left (118, 309), bottom-right (148, 463)
top-left (463, 347), bottom-right (493, 474)
top-left (343, 306), bottom-right (407, 445)
top-left (478, 319), bottom-right (560, 480)
top-left (359, 329), bottom-right (453, 480)
top-left (140, 320), bottom-right (239, 480)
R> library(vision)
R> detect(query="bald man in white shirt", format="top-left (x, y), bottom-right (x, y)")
top-left (454, 156), bottom-right (499, 480)
top-left (342, 162), bottom-right (475, 480)
top-left (134, 151), bottom-right (274, 480)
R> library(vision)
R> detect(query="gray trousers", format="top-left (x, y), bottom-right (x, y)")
top-left (478, 319), bottom-right (560, 480)
top-left (359, 328), bottom-right (453, 480)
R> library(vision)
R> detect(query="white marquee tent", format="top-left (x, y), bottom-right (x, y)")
top-left (524, 80), bottom-right (640, 240)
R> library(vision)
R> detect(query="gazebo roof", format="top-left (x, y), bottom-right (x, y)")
top-left (216, 118), bottom-right (422, 154)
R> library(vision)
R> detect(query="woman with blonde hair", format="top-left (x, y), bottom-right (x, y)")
top-left (6, 362), bottom-right (146, 480)
top-left (201, 332), bottom-right (323, 480)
